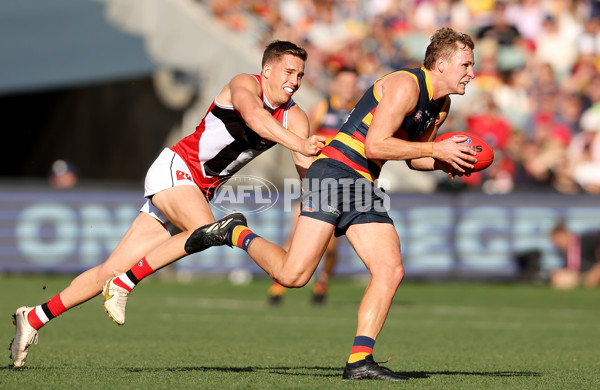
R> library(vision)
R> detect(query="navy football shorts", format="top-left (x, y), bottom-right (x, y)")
top-left (300, 158), bottom-right (394, 237)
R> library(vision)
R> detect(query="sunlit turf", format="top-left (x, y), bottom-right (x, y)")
top-left (1, 274), bottom-right (599, 389)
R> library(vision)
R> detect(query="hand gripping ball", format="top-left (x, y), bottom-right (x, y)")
top-left (434, 132), bottom-right (494, 172)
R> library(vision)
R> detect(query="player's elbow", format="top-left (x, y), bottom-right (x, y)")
top-left (243, 115), bottom-right (261, 131)
top-left (364, 140), bottom-right (381, 160)
top-left (243, 108), bottom-right (267, 132)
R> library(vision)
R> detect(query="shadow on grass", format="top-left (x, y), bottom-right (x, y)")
top-left (404, 370), bottom-right (541, 379)
top-left (2, 365), bottom-right (541, 379)
top-left (121, 366), bottom-right (541, 379)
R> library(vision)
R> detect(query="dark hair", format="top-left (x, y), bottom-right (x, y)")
top-left (262, 40), bottom-right (308, 67)
top-left (423, 27), bottom-right (475, 70)
top-left (335, 66), bottom-right (358, 76)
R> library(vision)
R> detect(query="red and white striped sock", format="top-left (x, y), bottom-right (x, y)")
top-left (27, 294), bottom-right (69, 330)
top-left (112, 257), bottom-right (155, 292)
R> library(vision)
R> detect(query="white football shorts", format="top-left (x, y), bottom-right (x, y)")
top-left (139, 148), bottom-right (197, 234)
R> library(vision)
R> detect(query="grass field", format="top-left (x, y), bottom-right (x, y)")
top-left (1, 274), bottom-right (599, 389)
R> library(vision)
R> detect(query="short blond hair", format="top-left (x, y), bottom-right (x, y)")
top-left (423, 27), bottom-right (475, 70)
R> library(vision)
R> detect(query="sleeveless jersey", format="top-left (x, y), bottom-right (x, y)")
top-left (315, 67), bottom-right (449, 181)
top-left (171, 74), bottom-right (295, 198)
top-left (315, 96), bottom-right (352, 144)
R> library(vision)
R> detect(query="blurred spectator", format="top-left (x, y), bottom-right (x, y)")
top-left (567, 57), bottom-right (600, 102)
top-left (412, 0), bottom-right (453, 32)
top-left (548, 0), bottom-right (588, 44)
top-left (550, 220), bottom-right (600, 290)
top-left (569, 107), bottom-right (600, 193)
top-left (476, 2), bottom-right (528, 74)
top-left (307, 67), bottom-right (359, 139)
top-left (526, 63), bottom-right (561, 115)
top-left (476, 1), bottom-right (521, 46)
top-left (551, 153), bottom-right (581, 195)
top-left (582, 74), bottom-right (600, 112)
top-left (305, 0), bottom-right (352, 57)
top-left (556, 93), bottom-right (586, 134)
top-left (594, 0), bottom-right (600, 19)
top-left (209, 0), bottom-right (249, 32)
top-left (472, 40), bottom-right (504, 92)
top-left (461, 0), bottom-right (495, 25)
top-left (535, 15), bottom-right (579, 81)
top-left (493, 68), bottom-right (533, 129)
top-left (467, 92), bottom-right (512, 151)
top-left (522, 111), bottom-right (571, 189)
top-left (505, 131), bottom-right (540, 189)
top-left (48, 159), bottom-right (78, 189)
top-left (465, 92), bottom-right (513, 192)
top-left (505, 0), bottom-right (546, 44)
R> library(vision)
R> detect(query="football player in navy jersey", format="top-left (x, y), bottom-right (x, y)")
top-left (196, 27), bottom-right (478, 381)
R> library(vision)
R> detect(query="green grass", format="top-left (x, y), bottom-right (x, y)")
top-left (1, 274), bottom-right (599, 389)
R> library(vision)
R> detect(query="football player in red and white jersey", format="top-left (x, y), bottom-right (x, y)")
top-left (9, 41), bottom-right (325, 368)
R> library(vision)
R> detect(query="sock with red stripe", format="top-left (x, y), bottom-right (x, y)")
top-left (229, 223), bottom-right (260, 252)
top-left (112, 257), bottom-right (155, 292)
top-left (27, 294), bottom-right (69, 331)
top-left (347, 335), bottom-right (375, 367)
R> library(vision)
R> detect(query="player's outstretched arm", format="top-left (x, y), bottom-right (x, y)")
top-left (287, 106), bottom-right (324, 179)
top-left (227, 74), bottom-right (324, 157)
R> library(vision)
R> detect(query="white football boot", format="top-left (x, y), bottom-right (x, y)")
top-left (101, 278), bottom-right (129, 325)
top-left (10, 306), bottom-right (39, 368)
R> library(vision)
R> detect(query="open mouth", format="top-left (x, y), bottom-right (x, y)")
top-left (283, 87), bottom-right (294, 93)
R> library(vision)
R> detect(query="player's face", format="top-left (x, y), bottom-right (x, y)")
top-left (445, 46), bottom-right (475, 95)
top-left (264, 54), bottom-right (305, 104)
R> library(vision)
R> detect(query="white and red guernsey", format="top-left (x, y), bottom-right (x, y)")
top-left (171, 74), bottom-right (295, 199)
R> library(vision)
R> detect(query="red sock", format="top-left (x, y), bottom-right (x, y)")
top-left (113, 257), bottom-right (155, 292)
top-left (27, 294), bottom-right (68, 330)
top-left (130, 257), bottom-right (155, 281)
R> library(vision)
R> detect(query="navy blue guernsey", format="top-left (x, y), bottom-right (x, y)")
top-left (315, 67), bottom-right (449, 181)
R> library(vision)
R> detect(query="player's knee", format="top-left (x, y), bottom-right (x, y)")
top-left (374, 261), bottom-right (405, 288)
top-left (393, 264), bottom-right (406, 286)
top-left (275, 272), bottom-right (311, 288)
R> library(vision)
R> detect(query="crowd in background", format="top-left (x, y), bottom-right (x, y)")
top-left (202, 0), bottom-right (600, 195)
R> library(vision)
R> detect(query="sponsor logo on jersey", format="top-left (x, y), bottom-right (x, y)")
top-left (415, 110), bottom-right (423, 123)
top-left (176, 170), bottom-right (193, 181)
